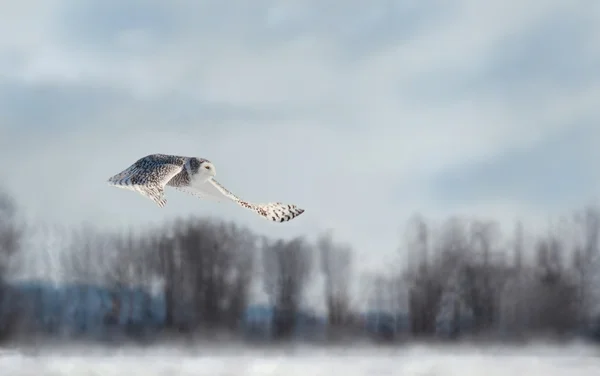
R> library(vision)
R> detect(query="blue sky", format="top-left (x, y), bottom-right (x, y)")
top-left (0, 0), bottom-right (599, 272)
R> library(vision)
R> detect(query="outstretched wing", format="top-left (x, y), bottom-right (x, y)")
top-left (179, 177), bottom-right (305, 222)
top-left (169, 182), bottom-right (226, 203)
top-left (107, 157), bottom-right (184, 208)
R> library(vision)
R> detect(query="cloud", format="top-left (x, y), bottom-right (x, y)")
top-left (430, 123), bottom-right (599, 207)
top-left (1, 0), bottom-right (599, 272)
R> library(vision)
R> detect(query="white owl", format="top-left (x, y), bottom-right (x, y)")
top-left (107, 154), bottom-right (304, 222)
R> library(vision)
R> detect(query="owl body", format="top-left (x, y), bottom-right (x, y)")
top-left (107, 154), bottom-right (304, 223)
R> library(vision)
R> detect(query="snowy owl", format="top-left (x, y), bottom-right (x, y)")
top-left (107, 154), bottom-right (304, 223)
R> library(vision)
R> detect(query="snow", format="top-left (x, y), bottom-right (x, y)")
top-left (0, 343), bottom-right (598, 375)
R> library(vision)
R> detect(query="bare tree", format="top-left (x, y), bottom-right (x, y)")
top-left (263, 237), bottom-right (313, 338)
top-left (499, 220), bottom-right (528, 338)
top-left (430, 217), bottom-right (473, 339)
top-left (162, 217), bottom-right (257, 334)
top-left (513, 220), bottom-right (525, 270)
top-left (63, 223), bottom-right (113, 285)
top-left (217, 223), bottom-right (255, 328)
top-left (529, 233), bottom-right (579, 336)
top-left (0, 190), bottom-right (22, 275)
top-left (180, 218), bottom-right (231, 328)
top-left (0, 190), bottom-right (23, 341)
top-left (404, 214), bottom-right (430, 276)
top-left (404, 215), bottom-right (443, 336)
top-left (155, 225), bottom-right (182, 330)
top-left (107, 227), bottom-right (151, 289)
top-left (572, 206), bottom-right (600, 325)
top-left (317, 230), bottom-right (352, 327)
top-left (463, 219), bottom-right (504, 334)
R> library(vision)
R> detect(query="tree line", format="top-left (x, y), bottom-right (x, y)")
top-left (0, 188), bottom-right (599, 343)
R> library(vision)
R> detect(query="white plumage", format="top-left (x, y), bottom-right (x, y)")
top-left (107, 154), bottom-right (304, 223)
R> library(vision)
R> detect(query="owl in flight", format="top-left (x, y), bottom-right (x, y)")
top-left (107, 154), bottom-right (304, 223)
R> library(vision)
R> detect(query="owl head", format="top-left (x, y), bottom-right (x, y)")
top-left (197, 159), bottom-right (216, 183)
top-left (185, 157), bottom-right (216, 183)
top-left (199, 160), bottom-right (216, 176)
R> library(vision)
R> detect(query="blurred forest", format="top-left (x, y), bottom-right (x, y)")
top-left (0, 187), bottom-right (599, 345)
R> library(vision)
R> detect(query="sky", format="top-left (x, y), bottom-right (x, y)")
top-left (0, 0), bottom-right (599, 273)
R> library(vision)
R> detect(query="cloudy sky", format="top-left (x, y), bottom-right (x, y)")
top-left (0, 0), bottom-right (599, 271)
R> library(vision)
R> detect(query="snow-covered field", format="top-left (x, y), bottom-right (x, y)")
top-left (1, 342), bottom-right (599, 375)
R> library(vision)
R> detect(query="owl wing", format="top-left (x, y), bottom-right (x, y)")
top-left (177, 177), bottom-right (305, 222)
top-left (107, 160), bottom-right (184, 208)
top-left (169, 181), bottom-right (227, 203)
